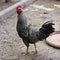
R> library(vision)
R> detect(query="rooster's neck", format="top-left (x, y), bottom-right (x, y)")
top-left (17, 12), bottom-right (27, 26)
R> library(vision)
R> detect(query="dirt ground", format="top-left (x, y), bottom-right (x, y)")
top-left (0, 0), bottom-right (60, 60)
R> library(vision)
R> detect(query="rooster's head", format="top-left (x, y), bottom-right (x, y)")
top-left (16, 5), bottom-right (22, 15)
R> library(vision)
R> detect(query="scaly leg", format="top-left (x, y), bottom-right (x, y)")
top-left (21, 46), bottom-right (29, 55)
top-left (34, 43), bottom-right (37, 54)
top-left (32, 43), bottom-right (37, 54)
top-left (21, 40), bottom-right (29, 55)
top-left (26, 47), bottom-right (29, 55)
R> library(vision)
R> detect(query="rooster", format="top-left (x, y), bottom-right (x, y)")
top-left (16, 6), bottom-right (55, 55)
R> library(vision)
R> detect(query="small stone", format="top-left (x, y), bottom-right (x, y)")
top-left (50, 58), bottom-right (53, 60)
top-left (43, 12), bottom-right (48, 14)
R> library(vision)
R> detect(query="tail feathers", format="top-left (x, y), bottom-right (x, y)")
top-left (42, 21), bottom-right (55, 28)
top-left (39, 21), bottom-right (55, 40)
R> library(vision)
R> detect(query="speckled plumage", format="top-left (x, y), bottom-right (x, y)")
top-left (16, 11), bottom-right (55, 46)
top-left (16, 6), bottom-right (55, 54)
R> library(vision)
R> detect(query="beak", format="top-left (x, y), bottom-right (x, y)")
top-left (19, 8), bottom-right (23, 10)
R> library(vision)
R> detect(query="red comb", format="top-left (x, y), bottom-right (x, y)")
top-left (16, 5), bottom-right (22, 10)
top-left (16, 5), bottom-right (22, 14)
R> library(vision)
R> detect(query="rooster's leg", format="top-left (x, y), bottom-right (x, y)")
top-left (21, 47), bottom-right (29, 55)
top-left (21, 42), bottom-right (29, 55)
top-left (26, 46), bottom-right (29, 54)
top-left (34, 43), bottom-right (37, 54)
top-left (32, 43), bottom-right (37, 54)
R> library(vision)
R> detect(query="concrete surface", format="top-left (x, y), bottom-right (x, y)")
top-left (0, 0), bottom-right (22, 3)
top-left (0, 0), bottom-right (21, 11)
top-left (0, 0), bottom-right (60, 60)
top-left (0, 0), bottom-right (36, 21)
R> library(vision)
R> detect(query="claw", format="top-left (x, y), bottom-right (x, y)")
top-left (21, 47), bottom-right (29, 55)
top-left (21, 52), bottom-right (29, 55)
top-left (31, 50), bottom-right (37, 54)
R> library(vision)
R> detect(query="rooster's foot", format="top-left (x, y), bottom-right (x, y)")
top-left (31, 51), bottom-right (37, 54)
top-left (21, 52), bottom-right (29, 55)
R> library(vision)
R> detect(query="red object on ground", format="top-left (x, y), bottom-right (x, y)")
top-left (46, 31), bottom-right (60, 48)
